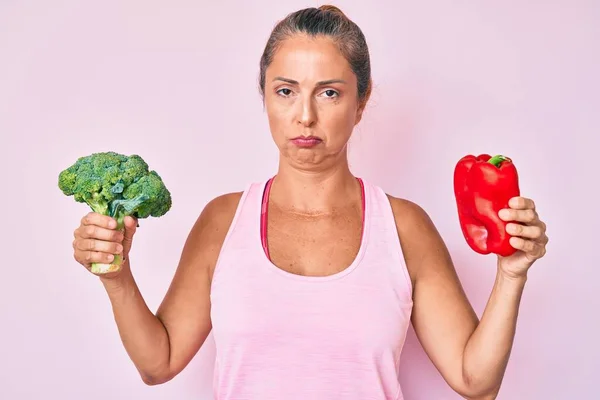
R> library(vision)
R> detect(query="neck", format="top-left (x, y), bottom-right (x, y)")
top-left (270, 152), bottom-right (360, 214)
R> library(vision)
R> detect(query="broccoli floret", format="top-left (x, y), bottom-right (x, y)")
top-left (58, 151), bottom-right (172, 274)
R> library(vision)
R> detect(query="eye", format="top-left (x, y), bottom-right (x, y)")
top-left (277, 88), bottom-right (292, 96)
top-left (322, 89), bottom-right (339, 98)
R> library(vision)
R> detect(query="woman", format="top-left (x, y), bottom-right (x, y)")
top-left (72, 5), bottom-right (548, 400)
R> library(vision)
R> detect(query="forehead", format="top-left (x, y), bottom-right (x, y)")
top-left (266, 34), bottom-right (354, 82)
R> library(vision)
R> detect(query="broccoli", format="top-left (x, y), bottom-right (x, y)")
top-left (58, 151), bottom-right (172, 274)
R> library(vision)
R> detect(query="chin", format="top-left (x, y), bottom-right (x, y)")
top-left (283, 146), bottom-right (345, 171)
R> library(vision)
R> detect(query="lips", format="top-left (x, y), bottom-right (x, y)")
top-left (290, 136), bottom-right (322, 148)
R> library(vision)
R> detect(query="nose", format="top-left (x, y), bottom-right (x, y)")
top-left (296, 94), bottom-right (317, 127)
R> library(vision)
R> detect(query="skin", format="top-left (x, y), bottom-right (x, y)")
top-left (72, 33), bottom-right (548, 399)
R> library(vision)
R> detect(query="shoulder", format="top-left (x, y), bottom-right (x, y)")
top-left (193, 191), bottom-right (244, 244)
top-left (385, 194), bottom-right (451, 283)
top-left (179, 191), bottom-right (245, 279)
top-left (385, 194), bottom-right (438, 236)
top-left (201, 191), bottom-right (244, 223)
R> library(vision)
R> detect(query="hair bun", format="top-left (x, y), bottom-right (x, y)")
top-left (318, 5), bottom-right (347, 18)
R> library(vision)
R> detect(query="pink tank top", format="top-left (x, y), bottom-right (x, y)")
top-left (210, 178), bottom-right (414, 399)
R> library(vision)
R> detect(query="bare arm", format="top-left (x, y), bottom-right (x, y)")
top-left (97, 192), bottom-right (242, 385)
top-left (389, 196), bottom-right (526, 399)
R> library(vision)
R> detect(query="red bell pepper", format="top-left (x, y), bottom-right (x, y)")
top-left (453, 154), bottom-right (520, 257)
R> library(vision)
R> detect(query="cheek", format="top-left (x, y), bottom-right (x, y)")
top-left (324, 105), bottom-right (357, 135)
top-left (265, 97), bottom-right (292, 131)
top-left (266, 107), bottom-right (289, 138)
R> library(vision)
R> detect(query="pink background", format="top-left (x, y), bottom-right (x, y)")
top-left (1, 1), bottom-right (598, 399)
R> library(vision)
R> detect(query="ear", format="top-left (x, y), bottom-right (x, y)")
top-left (354, 103), bottom-right (365, 125)
top-left (355, 82), bottom-right (371, 125)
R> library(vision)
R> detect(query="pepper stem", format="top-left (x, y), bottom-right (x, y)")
top-left (488, 155), bottom-right (510, 167)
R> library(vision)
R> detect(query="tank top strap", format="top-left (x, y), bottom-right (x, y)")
top-left (362, 182), bottom-right (414, 299)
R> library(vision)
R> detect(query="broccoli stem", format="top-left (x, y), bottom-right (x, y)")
top-left (85, 194), bottom-right (109, 215)
top-left (89, 195), bottom-right (147, 275)
top-left (113, 212), bottom-right (126, 230)
top-left (90, 207), bottom-right (127, 275)
top-left (91, 256), bottom-right (123, 274)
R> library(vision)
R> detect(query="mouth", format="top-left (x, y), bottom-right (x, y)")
top-left (290, 136), bottom-right (323, 148)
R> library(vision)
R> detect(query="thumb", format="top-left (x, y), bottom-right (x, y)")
top-left (122, 216), bottom-right (138, 253)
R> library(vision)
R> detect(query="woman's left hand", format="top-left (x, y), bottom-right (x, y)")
top-left (497, 196), bottom-right (549, 279)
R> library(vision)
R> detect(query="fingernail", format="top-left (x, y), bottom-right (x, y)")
top-left (116, 245), bottom-right (123, 253)
top-left (109, 219), bottom-right (117, 229)
top-left (107, 254), bottom-right (114, 261)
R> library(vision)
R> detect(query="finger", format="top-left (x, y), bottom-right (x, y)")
top-left (81, 212), bottom-right (117, 230)
top-left (509, 237), bottom-right (546, 257)
top-left (78, 225), bottom-right (125, 242)
top-left (123, 216), bottom-right (138, 242)
top-left (508, 196), bottom-right (536, 210)
top-left (75, 238), bottom-right (123, 255)
top-left (506, 223), bottom-right (544, 240)
top-left (499, 208), bottom-right (538, 224)
top-left (75, 249), bottom-right (116, 266)
top-left (541, 232), bottom-right (549, 245)
top-left (509, 236), bottom-right (532, 252)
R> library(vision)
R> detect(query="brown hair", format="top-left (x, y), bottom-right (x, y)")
top-left (258, 5), bottom-right (372, 108)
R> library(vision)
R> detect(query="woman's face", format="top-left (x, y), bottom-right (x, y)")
top-left (264, 34), bottom-right (365, 171)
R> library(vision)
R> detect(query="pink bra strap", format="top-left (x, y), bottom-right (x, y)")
top-left (261, 177), bottom-right (275, 259)
top-left (260, 177), bottom-right (365, 261)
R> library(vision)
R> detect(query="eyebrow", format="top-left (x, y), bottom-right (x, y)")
top-left (273, 77), bottom-right (347, 86)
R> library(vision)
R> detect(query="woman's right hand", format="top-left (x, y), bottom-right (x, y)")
top-left (72, 212), bottom-right (138, 278)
